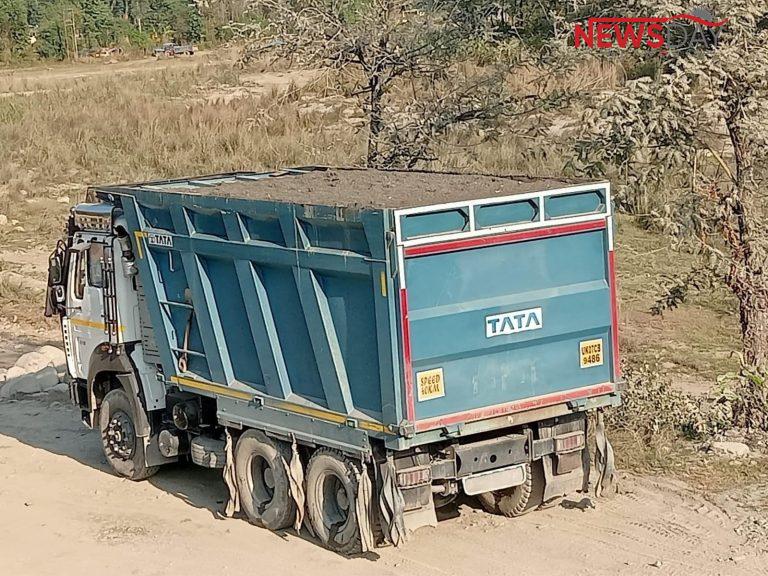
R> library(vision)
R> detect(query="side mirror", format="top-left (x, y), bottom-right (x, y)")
top-left (48, 256), bottom-right (63, 286)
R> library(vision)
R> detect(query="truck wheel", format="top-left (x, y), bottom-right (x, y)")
top-left (234, 430), bottom-right (296, 531)
top-left (99, 389), bottom-right (158, 481)
top-left (306, 449), bottom-right (363, 554)
top-left (476, 462), bottom-right (539, 517)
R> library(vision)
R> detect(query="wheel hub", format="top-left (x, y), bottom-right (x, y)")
top-left (106, 410), bottom-right (136, 460)
top-left (335, 486), bottom-right (349, 511)
top-left (264, 467), bottom-right (275, 491)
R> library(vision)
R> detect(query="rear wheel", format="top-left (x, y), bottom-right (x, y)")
top-left (476, 461), bottom-right (544, 517)
top-left (99, 388), bottom-right (158, 481)
top-left (234, 430), bottom-right (295, 531)
top-left (306, 449), bottom-right (363, 554)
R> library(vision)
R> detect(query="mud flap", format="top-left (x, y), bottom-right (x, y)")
top-left (284, 436), bottom-right (310, 534)
top-left (377, 454), bottom-right (408, 547)
top-left (223, 428), bottom-right (240, 517)
top-left (355, 461), bottom-right (376, 553)
top-left (114, 373), bottom-right (176, 468)
top-left (594, 408), bottom-right (617, 497)
top-left (539, 421), bottom-right (586, 502)
top-left (541, 453), bottom-right (585, 502)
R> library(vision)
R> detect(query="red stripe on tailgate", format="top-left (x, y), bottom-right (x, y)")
top-left (400, 288), bottom-right (416, 421)
top-left (608, 250), bottom-right (621, 378)
top-left (404, 219), bottom-right (606, 257)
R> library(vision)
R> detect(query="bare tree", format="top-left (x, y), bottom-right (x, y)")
top-left (242, 0), bottom-right (574, 168)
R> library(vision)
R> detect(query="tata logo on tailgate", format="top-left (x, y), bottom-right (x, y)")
top-left (486, 307), bottom-right (542, 338)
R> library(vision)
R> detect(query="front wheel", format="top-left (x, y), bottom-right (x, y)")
top-left (99, 388), bottom-right (158, 481)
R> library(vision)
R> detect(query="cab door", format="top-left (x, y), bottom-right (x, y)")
top-left (64, 238), bottom-right (108, 380)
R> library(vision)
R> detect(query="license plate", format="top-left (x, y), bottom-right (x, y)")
top-left (462, 464), bottom-right (527, 496)
top-left (579, 338), bottom-right (604, 368)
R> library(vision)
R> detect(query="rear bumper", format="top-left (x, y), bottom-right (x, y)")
top-left (394, 412), bottom-right (592, 508)
top-left (431, 412), bottom-right (588, 479)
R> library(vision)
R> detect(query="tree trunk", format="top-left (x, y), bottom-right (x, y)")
top-left (366, 76), bottom-right (383, 168)
top-left (723, 103), bottom-right (768, 367)
top-left (735, 285), bottom-right (768, 367)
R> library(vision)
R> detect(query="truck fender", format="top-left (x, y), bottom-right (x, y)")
top-left (86, 346), bottom-right (151, 438)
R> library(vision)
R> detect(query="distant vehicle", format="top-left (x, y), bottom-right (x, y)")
top-left (153, 42), bottom-right (195, 57)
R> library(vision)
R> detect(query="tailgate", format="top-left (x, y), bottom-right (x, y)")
top-left (395, 184), bottom-right (619, 432)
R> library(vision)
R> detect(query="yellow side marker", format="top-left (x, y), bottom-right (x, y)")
top-left (69, 318), bottom-right (125, 332)
top-left (134, 230), bottom-right (146, 259)
top-left (170, 375), bottom-right (393, 434)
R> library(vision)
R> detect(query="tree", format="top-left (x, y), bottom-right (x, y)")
top-left (143, 0), bottom-right (203, 41)
top-left (574, 0), bottom-right (768, 366)
top-left (242, 0), bottom-right (574, 168)
top-left (0, 0), bottom-right (30, 56)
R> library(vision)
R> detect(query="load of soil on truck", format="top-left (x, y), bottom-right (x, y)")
top-left (122, 167), bottom-right (586, 209)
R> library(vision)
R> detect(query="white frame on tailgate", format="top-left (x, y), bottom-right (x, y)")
top-left (394, 182), bottom-right (611, 245)
top-left (393, 181), bottom-right (612, 289)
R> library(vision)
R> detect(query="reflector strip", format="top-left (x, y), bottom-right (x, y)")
top-left (608, 250), bottom-right (621, 379)
top-left (400, 288), bottom-right (415, 422)
top-left (414, 382), bottom-right (615, 433)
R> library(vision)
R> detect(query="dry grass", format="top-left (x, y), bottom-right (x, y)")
top-left (612, 428), bottom-right (768, 493)
top-left (615, 215), bottom-right (741, 386)
top-left (0, 63), bottom-right (367, 250)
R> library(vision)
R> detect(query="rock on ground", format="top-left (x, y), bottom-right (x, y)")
top-left (0, 365), bottom-right (60, 399)
top-left (0, 345), bottom-right (67, 400)
top-left (710, 441), bottom-right (751, 458)
top-left (14, 346), bottom-right (67, 374)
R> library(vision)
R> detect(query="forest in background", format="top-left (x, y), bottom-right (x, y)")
top-left (0, 0), bottom-right (250, 60)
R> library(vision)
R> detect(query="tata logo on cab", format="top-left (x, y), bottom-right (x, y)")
top-left (485, 307), bottom-right (543, 338)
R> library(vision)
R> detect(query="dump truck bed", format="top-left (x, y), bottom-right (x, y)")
top-left (95, 166), bottom-right (619, 453)
top-left (115, 166), bottom-right (580, 209)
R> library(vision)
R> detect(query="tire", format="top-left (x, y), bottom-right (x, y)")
top-left (305, 449), bottom-right (363, 555)
top-left (234, 430), bottom-right (296, 531)
top-left (476, 461), bottom-right (542, 517)
top-left (99, 388), bottom-right (158, 481)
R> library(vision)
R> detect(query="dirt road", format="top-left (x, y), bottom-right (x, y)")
top-left (0, 398), bottom-right (765, 576)
top-left (0, 52), bottom-right (215, 93)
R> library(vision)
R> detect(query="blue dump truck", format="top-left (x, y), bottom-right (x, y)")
top-left (45, 167), bottom-right (621, 553)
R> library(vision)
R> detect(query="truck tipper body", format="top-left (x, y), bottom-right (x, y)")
top-left (46, 167), bottom-right (621, 552)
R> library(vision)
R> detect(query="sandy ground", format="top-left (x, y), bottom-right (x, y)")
top-left (0, 397), bottom-right (765, 576)
top-left (0, 50), bottom-right (318, 100)
top-left (0, 51), bottom-right (216, 93)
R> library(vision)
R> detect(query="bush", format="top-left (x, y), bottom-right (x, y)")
top-left (609, 360), bottom-right (768, 442)
top-left (710, 367), bottom-right (768, 433)
top-left (608, 361), bottom-right (704, 440)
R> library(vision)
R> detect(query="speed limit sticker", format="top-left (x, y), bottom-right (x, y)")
top-left (416, 368), bottom-right (445, 401)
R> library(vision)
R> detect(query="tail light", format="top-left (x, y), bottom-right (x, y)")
top-left (396, 465), bottom-right (431, 488)
top-left (555, 430), bottom-right (584, 454)
top-left (553, 431), bottom-right (585, 454)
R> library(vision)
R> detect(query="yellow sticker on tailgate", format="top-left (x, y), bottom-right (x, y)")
top-left (416, 368), bottom-right (445, 401)
top-left (580, 339), bottom-right (604, 368)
